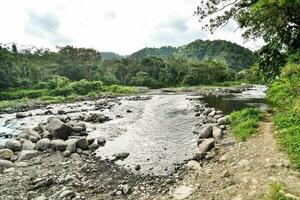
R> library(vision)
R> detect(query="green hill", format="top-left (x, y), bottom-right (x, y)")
top-left (129, 40), bottom-right (255, 70)
top-left (100, 52), bottom-right (123, 60)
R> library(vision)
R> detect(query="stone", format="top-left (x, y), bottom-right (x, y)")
top-left (17, 128), bottom-right (41, 141)
top-left (22, 140), bottom-right (36, 150)
top-left (122, 184), bottom-right (132, 195)
top-left (59, 190), bottom-right (76, 198)
top-left (222, 170), bottom-right (230, 178)
top-left (5, 139), bottom-right (22, 152)
top-left (70, 153), bottom-right (80, 160)
top-left (186, 160), bottom-right (201, 170)
top-left (135, 164), bottom-right (141, 171)
top-left (63, 150), bottom-right (71, 157)
top-left (171, 186), bottom-right (194, 200)
top-left (0, 149), bottom-right (14, 160)
top-left (194, 125), bottom-right (212, 138)
top-left (89, 142), bottom-right (100, 150)
top-left (212, 127), bottom-right (223, 139)
top-left (87, 138), bottom-right (95, 145)
top-left (76, 137), bottom-right (89, 150)
top-left (34, 195), bottom-right (47, 200)
top-left (18, 150), bottom-right (41, 161)
top-left (57, 110), bottom-right (66, 115)
top-left (218, 116), bottom-right (229, 125)
top-left (47, 118), bottom-right (73, 140)
top-left (198, 138), bottom-right (215, 153)
top-left (16, 113), bottom-right (27, 118)
top-left (29, 136), bottom-right (38, 143)
top-left (52, 140), bottom-right (67, 151)
top-left (36, 138), bottom-right (51, 151)
top-left (0, 159), bottom-right (14, 168)
top-left (66, 141), bottom-right (76, 153)
top-left (96, 137), bottom-right (106, 145)
top-left (74, 122), bottom-right (86, 131)
top-left (193, 150), bottom-right (206, 161)
top-left (113, 152), bottom-right (130, 160)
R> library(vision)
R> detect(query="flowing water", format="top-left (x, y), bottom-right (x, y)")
top-left (0, 85), bottom-right (267, 175)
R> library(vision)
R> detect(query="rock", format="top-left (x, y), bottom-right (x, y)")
top-left (126, 109), bottom-right (132, 113)
top-left (42, 131), bottom-right (53, 139)
top-left (96, 137), bottom-right (106, 145)
top-left (47, 118), bottom-right (73, 140)
top-left (218, 116), bottom-right (229, 125)
top-left (52, 140), bottom-right (67, 151)
top-left (0, 149), bottom-right (14, 160)
top-left (122, 184), bottom-right (132, 195)
top-left (63, 150), bottom-right (71, 157)
top-left (70, 153), bottom-right (80, 160)
top-left (0, 159), bottom-right (14, 168)
top-left (66, 140), bottom-right (77, 153)
top-left (74, 122), bottom-right (86, 131)
top-left (5, 139), bottom-right (22, 152)
top-left (193, 151), bottom-right (206, 161)
top-left (198, 125), bottom-right (212, 138)
top-left (198, 138), bottom-right (215, 153)
top-left (89, 142), bottom-right (100, 150)
top-left (16, 113), bottom-right (27, 118)
top-left (76, 137), bottom-right (89, 150)
top-left (222, 170), bottom-right (230, 178)
top-left (171, 186), bottom-right (194, 200)
top-left (135, 164), bottom-right (141, 171)
top-left (29, 136), bottom-right (38, 143)
top-left (59, 190), bottom-right (76, 198)
top-left (186, 160), bottom-right (201, 170)
top-left (17, 128), bottom-right (41, 141)
top-left (87, 138), bottom-right (95, 145)
top-left (57, 110), bottom-right (66, 115)
top-left (212, 127), bottom-right (223, 139)
top-left (34, 195), bottom-right (47, 200)
top-left (18, 150), bottom-right (41, 161)
top-left (36, 138), bottom-right (51, 151)
top-left (22, 140), bottom-right (36, 150)
top-left (113, 152), bottom-right (130, 160)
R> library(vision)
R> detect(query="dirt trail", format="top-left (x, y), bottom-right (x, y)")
top-left (159, 114), bottom-right (300, 200)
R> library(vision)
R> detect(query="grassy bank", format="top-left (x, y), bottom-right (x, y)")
top-left (229, 108), bottom-right (263, 141)
top-left (0, 78), bottom-right (143, 109)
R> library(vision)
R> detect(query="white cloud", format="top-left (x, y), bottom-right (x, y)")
top-left (0, 0), bottom-right (263, 55)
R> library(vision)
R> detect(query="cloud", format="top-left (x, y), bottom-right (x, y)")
top-left (24, 11), bottom-right (72, 45)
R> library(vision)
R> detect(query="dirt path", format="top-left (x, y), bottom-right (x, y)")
top-left (159, 114), bottom-right (300, 200)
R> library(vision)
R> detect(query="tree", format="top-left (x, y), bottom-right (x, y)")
top-left (195, 0), bottom-right (300, 80)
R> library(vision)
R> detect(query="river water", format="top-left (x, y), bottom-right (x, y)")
top-left (0, 85), bottom-right (267, 175)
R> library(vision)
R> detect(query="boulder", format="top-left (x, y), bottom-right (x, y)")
top-left (76, 137), bottom-right (89, 150)
top-left (122, 184), bottom-right (132, 195)
top-left (36, 138), bottom-right (51, 151)
top-left (66, 139), bottom-right (77, 153)
top-left (186, 160), bottom-right (201, 170)
top-left (22, 140), bottom-right (36, 150)
top-left (89, 142), bottom-right (100, 150)
top-left (198, 125), bottom-right (212, 138)
top-left (212, 127), bottom-right (223, 139)
top-left (16, 113), bottom-right (27, 118)
top-left (52, 140), bottom-right (67, 151)
top-left (113, 152), bottom-right (130, 160)
top-left (17, 129), bottom-right (41, 141)
top-left (0, 159), bottom-right (14, 168)
top-left (18, 150), bottom-right (41, 161)
top-left (0, 149), bottom-right (14, 160)
top-left (198, 138), bottom-right (215, 153)
top-left (74, 122), bottom-right (86, 131)
top-left (63, 150), bottom-right (71, 157)
top-left (5, 139), bottom-right (22, 152)
top-left (47, 118), bottom-right (73, 140)
top-left (217, 116), bottom-right (229, 125)
top-left (96, 137), bottom-right (106, 145)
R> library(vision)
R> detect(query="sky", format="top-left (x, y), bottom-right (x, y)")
top-left (0, 0), bottom-right (263, 55)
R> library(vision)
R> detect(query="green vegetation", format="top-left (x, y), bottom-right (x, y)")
top-left (229, 108), bottom-right (263, 141)
top-left (130, 40), bottom-right (255, 70)
top-left (262, 183), bottom-right (292, 200)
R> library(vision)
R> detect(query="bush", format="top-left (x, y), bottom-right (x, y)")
top-left (0, 89), bottom-right (46, 100)
top-left (229, 108), bottom-right (263, 141)
top-left (103, 85), bottom-right (139, 94)
top-left (70, 80), bottom-right (103, 95)
top-left (47, 76), bottom-right (70, 89)
top-left (33, 81), bottom-right (48, 89)
top-left (49, 86), bottom-right (74, 96)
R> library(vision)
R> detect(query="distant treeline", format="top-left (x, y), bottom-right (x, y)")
top-left (0, 40), bottom-right (255, 91)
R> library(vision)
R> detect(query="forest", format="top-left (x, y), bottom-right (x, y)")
top-left (0, 39), bottom-right (255, 92)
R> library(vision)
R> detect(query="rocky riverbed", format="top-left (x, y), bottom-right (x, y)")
top-left (0, 85), bottom-right (267, 199)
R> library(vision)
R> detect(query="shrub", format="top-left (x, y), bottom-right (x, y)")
top-left (49, 86), bottom-right (74, 96)
top-left (33, 81), bottom-right (48, 89)
top-left (0, 89), bottom-right (46, 100)
top-left (229, 108), bottom-right (263, 141)
top-left (47, 76), bottom-right (70, 89)
top-left (70, 80), bottom-right (103, 95)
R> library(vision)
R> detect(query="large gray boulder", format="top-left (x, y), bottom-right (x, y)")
top-left (51, 140), bottom-right (67, 151)
top-left (47, 118), bottom-right (73, 140)
top-left (76, 137), bottom-right (89, 150)
top-left (73, 122), bottom-right (86, 132)
top-left (22, 140), bottom-right (36, 150)
top-left (113, 152), bottom-right (130, 160)
top-left (0, 159), bottom-right (14, 168)
top-left (212, 127), bottom-right (223, 139)
top-left (198, 138), bottom-right (215, 153)
top-left (0, 149), bottom-right (14, 160)
top-left (36, 138), bottom-right (51, 151)
top-left (217, 116), bottom-right (229, 125)
top-left (17, 129), bottom-right (41, 141)
top-left (198, 125), bottom-right (212, 138)
top-left (5, 139), bottom-right (22, 152)
top-left (18, 150), bottom-right (41, 161)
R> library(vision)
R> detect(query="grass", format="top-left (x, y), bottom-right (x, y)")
top-left (229, 108), bottom-right (264, 141)
top-left (262, 183), bottom-right (292, 200)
